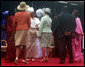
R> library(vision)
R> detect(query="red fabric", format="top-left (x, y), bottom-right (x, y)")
top-left (6, 16), bottom-right (14, 31)
top-left (13, 12), bottom-right (31, 31)
top-left (6, 15), bottom-right (16, 61)
top-left (6, 32), bottom-right (16, 62)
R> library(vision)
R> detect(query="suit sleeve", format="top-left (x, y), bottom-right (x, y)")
top-left (51, 16), bottom-right (60, 33)
top-left (71, 16), bottom-right (77, 33)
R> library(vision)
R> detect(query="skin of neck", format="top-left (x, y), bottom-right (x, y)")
top-left (31, 12), bottom-right (35, 19)
top-left (43, 13), bottom-right (46, 16)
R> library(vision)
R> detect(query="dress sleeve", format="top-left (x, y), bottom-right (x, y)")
top-left (27, 13), bottom-right (31, 29)
top-left (36, 18), bottom-right (40, 28)
top-left (12, 16), bottom-right (17, 33)
top-left (37, 17), bottom-right (44, 37)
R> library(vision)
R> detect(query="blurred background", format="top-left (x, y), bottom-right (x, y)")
top-left (1, 1), bottom-right (84, 31)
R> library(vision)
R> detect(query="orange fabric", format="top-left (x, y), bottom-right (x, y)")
top-left (13, 12), bottom-right (31, 32)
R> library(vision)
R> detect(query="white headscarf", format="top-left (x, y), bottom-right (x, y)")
top-left (36, 9), bottom-right (44, 18)
top-left (25, 7), bottom-right (34, 13)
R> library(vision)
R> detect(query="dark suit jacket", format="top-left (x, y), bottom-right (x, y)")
top-left (51, 12), bottom-right (76, 38)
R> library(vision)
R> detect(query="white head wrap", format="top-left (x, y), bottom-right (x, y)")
top-left (25, 7), bottom-right (34, 13)
top-left (36, 9), bottom-right (44, 18)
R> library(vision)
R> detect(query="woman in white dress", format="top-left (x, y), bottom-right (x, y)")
top-left (26, 7), bottom-right (40, 61)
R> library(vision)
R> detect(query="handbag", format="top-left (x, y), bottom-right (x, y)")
top-left (29, 29), bottom-right (37, 35)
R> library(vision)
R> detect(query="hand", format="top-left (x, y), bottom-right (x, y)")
top-left (38, 36), bottom-right (41, 39)
top-left (64, 32), bottom-right (71, 36)
top-left (12, 31), bottom-right (15, 35)
top-left (35, 24), bottom-right (38, 28)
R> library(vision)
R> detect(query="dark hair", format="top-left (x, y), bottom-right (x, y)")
top-left (72, 9), bottom-right (79, 17)
top-left (61, 6), bottom-right (68, 13)
top-left (8, 9), bottom-right (15, 16)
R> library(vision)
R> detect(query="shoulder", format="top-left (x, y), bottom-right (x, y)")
top-left (25, 12), bottom-right (30, 14)
top-left (15, 12), bottom-right (20, 14)
top-left (43, 15), bottom-right (49, 20)
top-left (76, 17), bottom-right (80, 21)
top-left (15, 12), bottom-right (20, 16)
top-left (76, 17), bottom-right (80, 20)
top-left (10, 15), bottom-right (14, 19)
top-left (41, 16), bottom-right (45, 20)
top-left (34, 17), bottom-right (39, 20)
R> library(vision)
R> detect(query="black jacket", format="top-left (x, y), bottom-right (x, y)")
top-left (51, 12), bottom-right (76, 38)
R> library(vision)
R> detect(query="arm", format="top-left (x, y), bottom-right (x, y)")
top-left (6, 17), bottom-right (9, 31)
top-left (76, 17), bottom-right (83, 34)
top-left (12, 16), bottom-right (17, 34)
top-left (37, 17), bottom-right (44, 37)
top-left (27, 14), bottom-right (31, 29)
top-left (36, 18), bottom-right (40, 30)
top-left (51, 16), bottom-right (60, 34)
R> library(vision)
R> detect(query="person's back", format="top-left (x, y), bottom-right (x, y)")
top-left (41, 14), bottom-right (52, 33)
top-left (37, 8), bottom-right (53, 62)
top-left (56, 6), bottom-right (76, 64)
top-left (13, 1), bottom-right (31, 64)
top-left (59, 12), bottom-right (76, 34)
top-left (14, 11), bottom-right (31, 30)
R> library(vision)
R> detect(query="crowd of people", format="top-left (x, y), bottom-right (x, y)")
top-left (3, 1), bottom-right (84, 64)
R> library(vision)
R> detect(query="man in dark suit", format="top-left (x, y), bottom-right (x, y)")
top-left (51, 6), bottom-right (76, 64)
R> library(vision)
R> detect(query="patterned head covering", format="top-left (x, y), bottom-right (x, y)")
top-left (43, 8), bottom-right (51, 14)
top-left (36, 9), bottom-right (44, 18)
